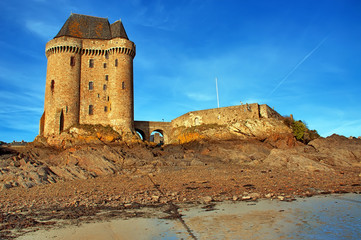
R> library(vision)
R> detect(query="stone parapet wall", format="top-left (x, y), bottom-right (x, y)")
top-left (171, 103), bottom-right (266, 128)
top-left (259, 104), bottom-right (282, 119)
top-left (171, 104), bottom-right (282, 129)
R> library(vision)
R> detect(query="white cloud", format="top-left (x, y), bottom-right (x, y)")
top-left (25, 20), bottom-right (58, 39)
top-left (186, 92), bottom-right (214, 102)
top-left (323, 119), bottom-right (361, 137)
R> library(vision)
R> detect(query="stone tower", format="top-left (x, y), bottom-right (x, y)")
top-left (39, 14), bottom-right (136, 137)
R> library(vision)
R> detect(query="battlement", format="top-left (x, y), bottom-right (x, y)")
top-left (45, 37), bottom-right (136, 58)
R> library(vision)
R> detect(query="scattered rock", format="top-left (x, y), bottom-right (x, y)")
top-left (151, 195), bottom-right (160, 202)
top-left (277, 196), bottom-right (285, 201)
top-left (249, 193), bottom-right (260, 200)
top-left (265, 193), bottom-right (273, 198)
top-left (190, 159), bottom-right (204, 166)
top-left (202, 196), bottom-right (213, 204)
top-left (0, 183), bottom-right (12, 191)
top-left (241, 196), bottom-right (251, 201)
top-left (243, 184), bottom-right (256, 189)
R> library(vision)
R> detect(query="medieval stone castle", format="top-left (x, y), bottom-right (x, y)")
top-left (40, 14), bottom-right (280, 144)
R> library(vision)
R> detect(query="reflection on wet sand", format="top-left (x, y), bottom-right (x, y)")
top-left (18, 194), bottom-right (361, 240)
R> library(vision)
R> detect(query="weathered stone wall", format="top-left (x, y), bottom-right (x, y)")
top-left (171, 104), bottom-right (281, 129)
top-left (41, 35), bottom-right (135, 137)
top-left (259, 104), bottom-right (282, 119)
top-left (171, 103), bottom-right (257, 128)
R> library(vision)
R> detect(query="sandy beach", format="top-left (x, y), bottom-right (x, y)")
top-left (12, 193), bottom-right (361, 240)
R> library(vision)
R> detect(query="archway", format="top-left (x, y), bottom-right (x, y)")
top-left (135, 129), bottom-right (145, 141)
top-left (194, 117), bottom-right (200, 126)
top-left (150, 130), bottom-right (164, 144)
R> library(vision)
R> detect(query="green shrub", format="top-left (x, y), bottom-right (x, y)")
top-left (283, 116), bottom-right (320, 143)
top-left (292, 120), bottom-right (307, 141)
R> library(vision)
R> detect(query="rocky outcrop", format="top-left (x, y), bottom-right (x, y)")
top-left (229, 118), bottom-right (292, 139)
top-left (35, 125), bottom-right (141, 148)
top-left (263, 148), bottom-right (333, 172)
top-left (0, 151), bottom-right (59, 190)
top-left (308, 134), bottom-right (361, 167)
top-left (169, 118), bottom-right (292, 144)
top-left (1, 133), bottom-right (360, 191)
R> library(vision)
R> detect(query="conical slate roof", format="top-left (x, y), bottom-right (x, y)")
top-left (55, 13), bottom-right (129, 40)
top-left (110, 20), bottom-right (128, 39)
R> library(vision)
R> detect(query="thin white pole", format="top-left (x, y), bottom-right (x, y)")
top-left (215, 77), bottom-right (219, 108)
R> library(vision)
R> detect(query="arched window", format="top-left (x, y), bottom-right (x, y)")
top-left (70, 56), bottom-right (75, 66)
top-left (51, 80), bottom-right (55, 93)
top-left (89, 105), bottom-right (94, 115)
top-left (89, 59), bottom-right (94, 68)
top-left (89, 81), bottom-right (94, 90)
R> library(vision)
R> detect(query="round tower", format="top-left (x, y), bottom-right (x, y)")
top-left (108, 38), bottom-right (136, 135)
top-left (43, 37), bottom-right (82, 136)
top-left (39, 14), bottom-right (136, 138)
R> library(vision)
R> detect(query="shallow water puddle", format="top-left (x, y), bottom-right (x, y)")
top-left (17, 193), bottom-right (361, 240)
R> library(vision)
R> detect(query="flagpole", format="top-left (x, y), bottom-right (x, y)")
top-left (215, 77), bottom-right (219, 108)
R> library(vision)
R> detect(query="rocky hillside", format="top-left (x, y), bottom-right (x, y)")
top-left (1, 131), bottom-right (360, 192)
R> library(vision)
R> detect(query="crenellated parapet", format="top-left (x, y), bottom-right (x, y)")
top-left (108, 47), bottom-right (135, 57)
top-left (46, 45), bottom-right (136, 58)
top-left (45, 35), bottom-right (136, 58)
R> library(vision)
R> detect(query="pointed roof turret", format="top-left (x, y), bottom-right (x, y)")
top-left (110, 20), bottom-right (129, 39)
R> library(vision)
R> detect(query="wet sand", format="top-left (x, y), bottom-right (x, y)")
top-left (16, 193), bottom-right (361, 240)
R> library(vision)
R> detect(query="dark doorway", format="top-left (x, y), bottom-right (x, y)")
top-left (59, 110), bottom-right (64, 133)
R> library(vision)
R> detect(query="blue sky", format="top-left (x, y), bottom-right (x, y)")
top-left (0, 0), bottom-right (360, 142)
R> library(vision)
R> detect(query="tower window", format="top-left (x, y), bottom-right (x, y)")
top-left (89, 59), bottom-right (94, 68)
top-left (105, 75), bottom-right (108, 81)
top-left (105, 52), bottom-right (109, 59)
top-left (51, 80), bottom-right (55, 93)
top-left (70, 56), bottom-right (75, 66)
top-left (89, 105), bottom-right (94, 115)
top-left (115, 59), bottom-right (118, 67)
top-left (65, 106), bottom-right (68, 113)
top-left (97, 94), bottom-right (100, 98)
top-left (122, 81), bottom-right (125, 89)
top-left (103, 84), bottom-right (107, 90)
top-left (104, 106), bottom-right (108, 112)
top-left (89, 81), bottom-right (94, 90)
top-left (107, 96), bottom-right (109, 101)
top-left (103, 63), bottom-right (107, 68)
